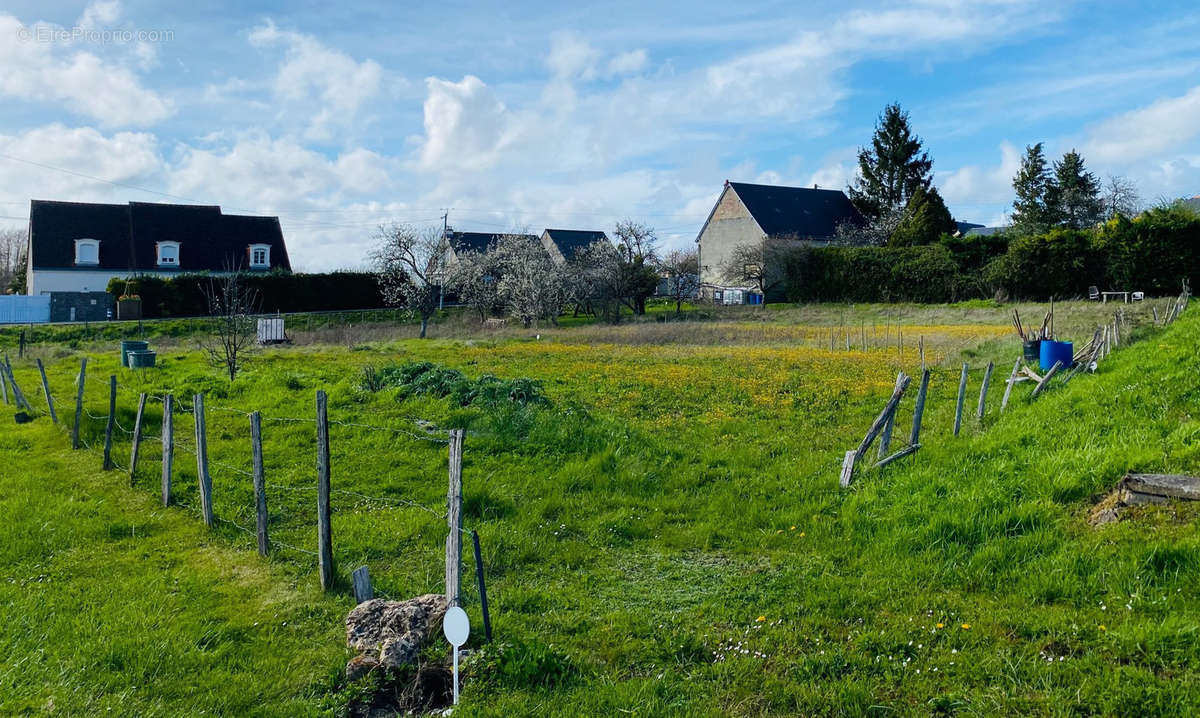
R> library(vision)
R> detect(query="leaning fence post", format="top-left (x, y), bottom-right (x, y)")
top-left (472, 530), bottom-right (493, 642)
top-left (1000, 358), bottom-right (1021, 412)
top-left (842, 374), bottom-right (911, 487)
top-left (909, 368), bottom-right (930, 446)
top-left (250, 411), bottom-right (269, 557)
top-left (162, 394), bottom-right (174, 506)
top-left (103, 376), bottom-right (117, 470)
top-left (72, 358), bottom-right (87, 449)
top-left (976, 361), bottom-right (994, 421)
top-left (445, 428), bottom-right (465, 606)
top-left (878, 372), bottom-right (904, 459)
top-left (0, 358), bottom-right (8, 405)
top-left (352, 566), bottom-right (373, 604)
top-left (953, 363), bottom-right (968, 437)
top-left (36, 359), bottom-right (57, 424)
top-left (316, 390), bottom-right (334, 591)
top-left (129, 393), bottom-right (147, 482)
top-left (193, 394), bottom-right (214, 527)
top-left (1031, 360), bottom-right (1064, 399)
top-left (4, 358), bottom-right (32, 412)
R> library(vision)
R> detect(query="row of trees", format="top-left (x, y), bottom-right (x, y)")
top-left (371, 221), bottom-right (699, 336)
top-left (1011, 143), bottom-right (1139, 234)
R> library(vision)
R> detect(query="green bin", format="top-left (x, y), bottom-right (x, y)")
top-left (121, 340), bottom-right (149, 367)
top-left (128, 350), bottom-right (156, 369)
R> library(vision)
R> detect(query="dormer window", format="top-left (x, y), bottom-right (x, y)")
top-left (74, 239), bottom-right (100, 265)
top-left (157, 241), bottom-right (180, 267)
top-left (248, 243), bottom-right (270, 269)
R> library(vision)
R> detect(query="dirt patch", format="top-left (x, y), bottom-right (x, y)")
top-left (348, 663), bottom-right (453, 718)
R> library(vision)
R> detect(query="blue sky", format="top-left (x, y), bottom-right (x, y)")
top-left (2, 0), bottom-right (1199, 270)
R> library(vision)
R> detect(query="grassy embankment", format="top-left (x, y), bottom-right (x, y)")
top-left (1, 299), bottom-right (1197, 716)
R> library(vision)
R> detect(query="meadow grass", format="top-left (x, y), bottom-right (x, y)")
top-left (1, 300), bottom-right (1197, 716)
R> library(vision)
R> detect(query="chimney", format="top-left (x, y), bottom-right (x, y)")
top-left (724, 179), bottom-right (730, 187)
top-left (813, 183), bottom-right (819, 189)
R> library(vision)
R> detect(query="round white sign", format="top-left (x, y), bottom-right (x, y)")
top-left (443, 606), bottom-right (470, 647)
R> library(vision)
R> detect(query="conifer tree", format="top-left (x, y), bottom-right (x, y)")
top-left (848, 103), bottom-right (933, 220)
top-left (1047, 150), bottom-right (1102, 229)
top-left (890, 186), bottom-right (956, 246)
top-left (1011, 143), bottom-right (1051, 234)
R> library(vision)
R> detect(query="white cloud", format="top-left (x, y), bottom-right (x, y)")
top-left (546, 31), bottom-right (601, 81)
top-left (1084, 85), bottom-right (1200, 166)
top-left (0, 14), bottom-right (173, 127)
top-left (417, 75), bottom-right (517, 172)
top-left (249, 20), bottom-right (384, 141)
top-left (940, 142), bottom-right (1021, 207)
top-left (0, 124), bottom-right (163, 204)
top-left (78, 0), bottom-right (121, 29)
top-left (607, 49), bottom-right (647, 76)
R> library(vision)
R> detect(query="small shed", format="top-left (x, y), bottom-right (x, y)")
top-left (257, 317), bottom-right (288, 344)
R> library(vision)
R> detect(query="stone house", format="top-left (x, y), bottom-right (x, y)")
top-left (695, 181), bottom-right (863, 302)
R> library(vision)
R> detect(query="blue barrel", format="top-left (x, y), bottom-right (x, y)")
top-left (1039, 340), bottom-right (1073, 372)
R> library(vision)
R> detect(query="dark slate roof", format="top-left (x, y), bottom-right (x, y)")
top-left (728, 182), bottom-right (864, 239)
top-left (29, 199), bottom-right (290, 272)
top-left (543, 229), bottom-right (607, 262)
top-left (1181, 196), bottom-right (1200, 213)
top-left (955, 221), bottom-right (985, 235)
top-left (447, 231), bottom-right (537, 255)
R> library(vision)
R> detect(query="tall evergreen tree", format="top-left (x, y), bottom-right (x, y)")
top-left (1047, 150), bottom-right (1102, 229)
top-left (847, 103), bottom-right (933, 220)
top-left (1011, 142), bottom-right (1051, 234)
top-left (890, 186), bottom-right (956, 246)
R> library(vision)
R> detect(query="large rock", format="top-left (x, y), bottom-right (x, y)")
top-left (346, 594), bottom-right (449, 670)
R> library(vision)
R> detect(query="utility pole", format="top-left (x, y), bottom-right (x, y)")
top-left (439, 209), bottom-right (449, 310)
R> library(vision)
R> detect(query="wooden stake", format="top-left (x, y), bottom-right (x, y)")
top-left (352, 566), bottom-right (373, 604)
top-left (162, 394), bottom-right (173, 506)
top-left (103, 375), bottom-right (116, 470)
top-left (953, 363), bottom-right (968, 437)
top-left (843, 374), bottom-right (912, 487)
top-left (4, 358), bottom-right (32, 412)
top-left (446, 428), bottom-right (465, 605)
top-left (194, 394), bottom-right (214, 527)
top-left (839, 450), bottom-right (858, 489)
top-left (1031, 360), bottom-right (1063, 398)
top-left (472, 530), bottom-right (493, 642)
top-left (36, 358), bottom-right (56, 424)
top-left (129, 393), bottom-right (146, 482)
top-left (1000, 358), bottom-right (1021, 411)
top-left (0, 358), bottom-right (8, 405)
top-left (72, 358), bottom-right (87, 449)
top-left (250, 411), bottom-right (269, 557)
top-left (909, 368), bottom-right (930, 446)
top-left (875, 444), bottom-right (920, 469)
top-left (316, 390), bottom-right (334, 591)
top-left (976, 361), bottom-right (994, 421)
top-left (878, 372), bottom-right (904, 459)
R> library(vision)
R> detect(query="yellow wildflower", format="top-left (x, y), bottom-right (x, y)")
top-left (961, 623), bottom-right (971, 630)
top-left (756, 616), bottom-right (766, 622)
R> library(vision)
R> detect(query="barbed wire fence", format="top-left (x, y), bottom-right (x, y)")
top-left (2, 355), bottom-right (494, 637)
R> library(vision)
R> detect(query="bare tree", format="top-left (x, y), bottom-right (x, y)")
top-left (832, 208), bottom-right (902, 247)
top-left (657, 247), bottom-right (698, 314)
top-left (0, 227), bottom-right (26, 294)
top-left (720, 238), bottom-right (802, 298)
top-left (612, 220), bottom-right (661, 315)
top-left (1103, 175), bottom-right (1141, 219)
top-left (571, 240), bottom-right (627, 323)
top-left (446, 248), bottom-right (500, 323)
top-left (492, 233), bottom-right (569, 327)
top-left (199, 270), bottom-right (260, 381)
top-left (613, 220), bottom-right (658, 262)
top-left (371, 223), bottom-right (444, 338)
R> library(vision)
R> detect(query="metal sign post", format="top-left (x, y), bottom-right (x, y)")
top-left (443, 606), bottom-right (470, 705)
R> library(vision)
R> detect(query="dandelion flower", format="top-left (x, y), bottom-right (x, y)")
top-left (1099, 625), bottom-right (1106, 631)
top-left (790, 526), bottom-right (797, 530)
top-left (756, 616), bottom-right (766, 622)
top-left (961, 623), bottom-right (970, 630)
top-left (936, 623), bottom-right (944, 629)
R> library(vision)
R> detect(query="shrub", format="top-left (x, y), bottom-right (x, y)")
top-left (782, 244), bottom-right (961, 303)
top-left (107, 271), bottom-right (385, 318)
top-left (465, 638), bottom-right (576, 691)
top-left (361, 361), bottom-right (548, 408)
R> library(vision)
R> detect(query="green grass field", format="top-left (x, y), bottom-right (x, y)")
top-left (1, 298), bottom-right (1198, 716)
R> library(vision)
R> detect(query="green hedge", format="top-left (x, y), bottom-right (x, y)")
top-left (107, 271), bottom-right (385, 318)
top-left (779, 206), bottom-right (1200, 303)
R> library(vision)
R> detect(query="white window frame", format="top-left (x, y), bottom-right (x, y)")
top-left (248, 243), bottom-right (271, 269)
top-left (156, 241), bottom-right (181, 267)
top-left (74, 238), bottom-right (100, 266)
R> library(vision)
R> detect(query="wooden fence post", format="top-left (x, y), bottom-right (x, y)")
top-left (909, 368), bottom-right (930, 446)
top-left (72, 358), bottom-right (87, 449)
top-left (842, 374), bottom-right (911, 487)
top-left (129, 393), bottom-right (147, 482)
top-left (161, 394), bottom-right (173, 506)
top-left (193, 394), bottom-right (214, 527)
top-left (472, 530), bottom-right (493, 642)
top-left (878, 372), bottom-right (904, 459)
top-left (976, 361), bottom-right (994, 421)
top-left (102, 375), bottom-right (117, 470)
top-left (352, 566), bottom-right (373, 604)
top-left (4, 358), bottom-right (32, 412)
top-left (18, 330), bottom-right (25, 359)
top-left (250, 411), bottom-right (269, 557)
top-left (1031, 360), bottom-right (1063, 399)
top-left (1000, 358), bottom-right (1021, 412)
top-left (446, 428), bottom-right (465, 605)
top-left (0, 358), bottom-right (8, 405)
top-left (316, 390), bottom-right (334, 591)
top-left (35, 359), bottom-right (57, 424)
top-left (953, 363), bottom-right (968, 437)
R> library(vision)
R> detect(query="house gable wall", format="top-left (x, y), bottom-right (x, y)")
top-left (697, 185), bottom-right (764, 290)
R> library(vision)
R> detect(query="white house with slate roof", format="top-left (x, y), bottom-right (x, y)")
top-left (695, 181), bottom-right (864, 302)
top-left (25, 199), bottom-right (291, 296)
